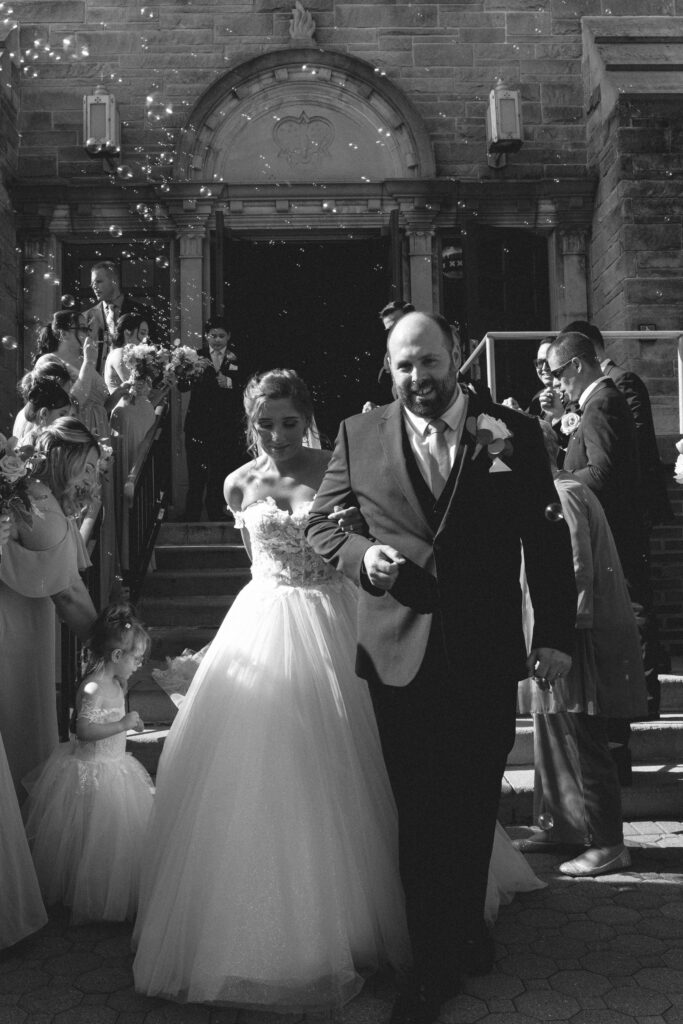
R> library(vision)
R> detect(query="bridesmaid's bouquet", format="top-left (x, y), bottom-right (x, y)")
top-left (122, 342), bottom-right (170, 388)
top-left (0, 433), bottom-right (45, 527)
top-left (163, 342), bottom-right (211, 389)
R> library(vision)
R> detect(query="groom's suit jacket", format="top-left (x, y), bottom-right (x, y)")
top-left (307, 389), bottom-right (576, 690)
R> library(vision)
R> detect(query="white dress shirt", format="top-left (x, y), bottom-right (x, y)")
top-left (402, 386), bottom-right (468, 491)
top-left (578, 376), bottom-right (608, 409)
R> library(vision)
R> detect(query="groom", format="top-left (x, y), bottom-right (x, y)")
top-left (307, 312), bottom-right (576, 1023)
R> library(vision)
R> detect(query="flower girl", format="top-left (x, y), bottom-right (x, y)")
top-left (23, 603), bottom-right (154, 924)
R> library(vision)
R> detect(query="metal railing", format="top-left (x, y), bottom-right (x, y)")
top-left (57, 394), bottom-right (170, 737)
top-left (122, 393), bottom-right (170, 605)
top-left (58, 505), bottom-right (102, 740)
top-left (462, 330), bottom-right (683, 432)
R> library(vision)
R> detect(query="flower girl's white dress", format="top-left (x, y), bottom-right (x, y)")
top-left (133, 499), bottom-right (542, 1010)
top-left (23, 691), bottom-right (154, 924)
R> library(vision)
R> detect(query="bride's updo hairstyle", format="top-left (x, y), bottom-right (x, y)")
top-left (243, 368), bottom-right (315, 455)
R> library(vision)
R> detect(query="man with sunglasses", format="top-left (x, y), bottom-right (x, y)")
top-left (546, 332), bottom-right (647, 784)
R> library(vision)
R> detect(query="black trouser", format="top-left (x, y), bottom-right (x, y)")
top-left (607, 536), bottom-right (662, 779)
top-left (369, 628), bottom-right (516, 993)
top-left (534, 712), bottom-right (624, 847)
top-left (184, 434), bottom-right (233, 521)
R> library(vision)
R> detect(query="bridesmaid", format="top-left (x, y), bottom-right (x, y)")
top-left (0, 417), bottom-right (99, 796)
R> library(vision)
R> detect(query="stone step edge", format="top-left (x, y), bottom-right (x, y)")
top-left (155, 543), bottom-right (244, 553)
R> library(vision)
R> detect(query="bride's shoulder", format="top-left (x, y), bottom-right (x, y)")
top-left (225, 457), bottom-right (273, 512)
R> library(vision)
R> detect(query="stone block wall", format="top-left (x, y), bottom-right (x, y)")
top-left (8, 0), bottom-right (606, 184)
top-left (588, 95), bottom-right (683, 437)
top-left (0, 33), bottom-right (20, 432)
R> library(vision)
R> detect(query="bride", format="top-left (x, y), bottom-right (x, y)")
top-left (133, 368), bottom-right (542, 1011)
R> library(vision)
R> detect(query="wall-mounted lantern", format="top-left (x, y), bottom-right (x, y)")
top-left (486, 78), bottom-right (523, 169)
top-left (83, 83), bottom-right (121, 164)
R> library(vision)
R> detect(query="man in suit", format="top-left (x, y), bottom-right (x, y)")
top-left (547, 332), bottom-right (647, 782)
top-left (558, 322), bottom-right (670, 719)
top-left (307, 312), bottom-right (576, 1023)
top-left (85, 260), bottom-right (153, 373)
top-left (181, 317), bottom-right (243, 521)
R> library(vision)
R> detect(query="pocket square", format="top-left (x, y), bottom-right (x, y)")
top-left (489, 457), bottom-right (512, 473)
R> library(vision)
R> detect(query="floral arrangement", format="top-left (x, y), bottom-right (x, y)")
top-left (163, 342), bottom-right (211, 388)
top-left (466, 413), bottom-right (514, 462)
top-left (0, 432), bottom-right (45, 527)
top-left (560, 411), bottom-right (581, 437)
top-left (122, 342), bottom-right (170, 388)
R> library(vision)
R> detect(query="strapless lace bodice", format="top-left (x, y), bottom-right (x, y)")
top-left (235, 497), bottom-right (340, 589)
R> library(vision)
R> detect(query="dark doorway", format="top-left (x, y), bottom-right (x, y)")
top-left (216, 235), bottom-right (392, 445)
top-left (464, 227), bottom-right (551, 408)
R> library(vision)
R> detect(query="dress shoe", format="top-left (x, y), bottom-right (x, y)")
top-left (457, 930), bottom-right (495, 975)
top-left (389, 985), bottom-right (442, 1024)
top-left (559, 845), bottom-right (631, 878)
top-left (513, 830), bottom-right (567, 853)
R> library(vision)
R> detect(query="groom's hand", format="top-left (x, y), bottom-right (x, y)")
top-left (363, 545), bottom-right (406, 591)
top-left (526, 647), bottom-right (572, 690)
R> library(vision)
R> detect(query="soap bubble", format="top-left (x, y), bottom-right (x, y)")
top-left (1, 335), bottom-right (18, 350)
top-left (135, 203), bottom-right (150, 216)
top-left (544, 502), bottom-right (564, 522)
top-left (61, 294), bottom-right (76, 308)
top-left (109, 224), bottom-right (123, 238)
top-left (537, 813), bottom-right (554, 831)
top-left (115, 164), bottom-right (133, 180)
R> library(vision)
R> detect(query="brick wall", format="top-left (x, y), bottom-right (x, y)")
top-left (9, 1), bottom-right (603, 183)
top-left (652, 477), bottom-right (683, 656)
top-left (0, 38), bottom-right (20, 432)
top-left (588, 95), bottom-right (683, 437)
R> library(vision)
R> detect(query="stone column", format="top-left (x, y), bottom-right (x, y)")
top-left (553, 229), bottom-right (589, 328)
top-left (22, 236), bottom-right (57, 366)
top-left (172, 224), bottom-right (209, 512)
top-left (406, 227), bottom-right (436, 312)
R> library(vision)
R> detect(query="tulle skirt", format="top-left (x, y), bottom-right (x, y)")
top-left (133, 576), bottom-right (411, 1010)
top-left (23, 743), bottom-right (154, 924)
top-left (0, 737), bottom-right (46, 949)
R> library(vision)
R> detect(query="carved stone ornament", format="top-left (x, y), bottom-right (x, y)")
top-left (289, 1), bottom-right (315, 41)
top-left (273, 110), bottom-right (333, 167)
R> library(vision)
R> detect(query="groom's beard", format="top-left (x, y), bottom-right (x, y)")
top-left (396, 365), bottom-right (459, 419)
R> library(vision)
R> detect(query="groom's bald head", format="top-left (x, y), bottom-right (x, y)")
top-left (386, 311), bottom-right (461, 418)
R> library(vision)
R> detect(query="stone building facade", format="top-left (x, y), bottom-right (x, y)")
top-left (1, 0), bottom-right (683, 487)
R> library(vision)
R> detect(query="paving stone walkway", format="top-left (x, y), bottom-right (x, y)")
top-left (1, 822), bottom-right (682, 1024)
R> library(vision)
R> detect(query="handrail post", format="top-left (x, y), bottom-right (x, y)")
top-left (678, 335), bottom-right (683, 436)
top-left (485, 334), bottom-right (496, 402)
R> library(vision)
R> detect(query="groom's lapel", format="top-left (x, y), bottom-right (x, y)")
top-left (435, 391), bottom-right (490, 538)
top-left (378, 401), bottom-right (432, 533)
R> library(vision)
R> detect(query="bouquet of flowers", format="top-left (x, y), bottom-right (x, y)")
top-left (122, 342), bottom-right (170, 388)
top-left (0, 432), bottom-right (45, 528)
top-left (163, 342), bottom-right (211, 389)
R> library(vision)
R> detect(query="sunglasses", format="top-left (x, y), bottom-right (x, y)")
top-left (533, 358), bottom-right (549, 371)
top-left (549, 357), bottom-right (576, 381)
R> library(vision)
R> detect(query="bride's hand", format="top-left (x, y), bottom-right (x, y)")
top-left (328, 504), bottom-right (368, 536)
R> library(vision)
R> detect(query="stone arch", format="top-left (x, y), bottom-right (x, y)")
top-left (174, 48), bottom-right (435, 184)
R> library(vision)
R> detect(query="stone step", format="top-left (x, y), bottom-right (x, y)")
top-left (508, 714), bottom-right (683, 766)
top-left (660, 673), bottom-right (683, 711)
top-left (157, 521), bottom-right (237, 546)
top-left (140, 593), bottom-right (236, 626)
top-left (154, 543), bottom-right (249, 571)
top-left (144, 567), bottom-right (251, 597)
top-left (126, 722), bottom-right (683, 825)
top-left (499, 763), bottom-right (683, 826)
top-left (147, 625), bottom-right (216, 661)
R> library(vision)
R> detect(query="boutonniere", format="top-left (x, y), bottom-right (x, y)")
top-left (560, 411), bottom-right (581, 436)
top-left (466, 413), bottom-right (514, 462)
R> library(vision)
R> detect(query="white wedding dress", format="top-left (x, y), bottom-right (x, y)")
top-left (133, 498), bottom-right (543, 1010)
top-left (133, 498), bottom-right (411, 1009)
